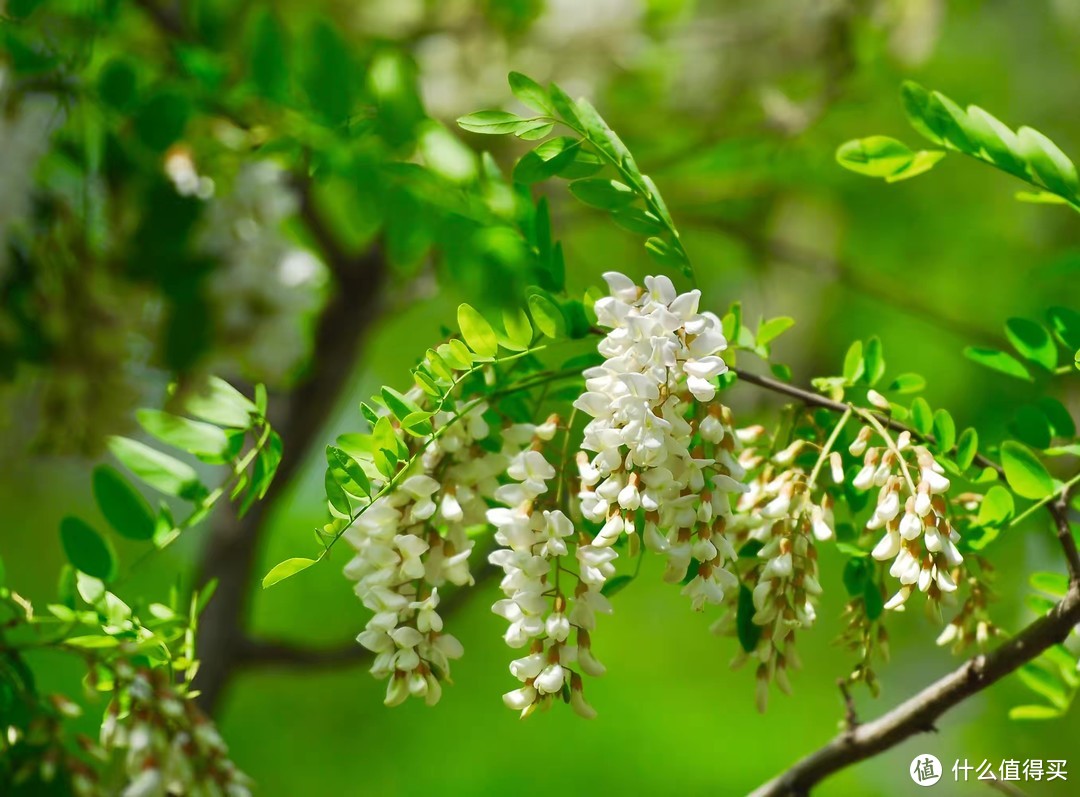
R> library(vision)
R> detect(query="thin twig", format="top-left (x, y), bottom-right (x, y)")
top-left (732, 366), bottom-right (1002, 474)
top-left (836, 679), bottom-right (859, 734)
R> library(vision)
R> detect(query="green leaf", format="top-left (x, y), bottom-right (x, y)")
top-left (457, 303), bottom-right (499, 358)
top-left (326, 446), bottom-right (371, 496)
top-left (964, 105), bottom-right (1026, 175)
top-left (1011, 405), bottom-right (1052, 450)
top-left (1048, 306), bottom-right (1080, 350)
top-left (863, 578), bottom-right (884, 621)
top-left (381, 387), bottom-right (423, 422)
top-left (60, 517), bottom-right (116, 581)
top-left (842, 558), bottom-right (869, 597)
top-left (1015, 126), bottom-right (1079, 199)
top-left (107, 437), bottom-right (205, 501)
top-left (955, 428), bottom-right (978, 471)
top-left (842, 340), bottom-right (864, 384)
top-left (262, 558), bottom-right (317, 589)
top-left (1000, 441), bottom-right (1055, 500)
top-left (568, 178), bottom-right (637, 210)
top-left (528, 293), bottom-right (563, 338)
top-left (899, 82), bottom-right (945, 145)
top-left (756, 317), bottom-right (795, 347)
top-left (136, 409), bottom-right (229, 458)
top-left (502, 307), bottom-right (533, 351)
top-left (513, 137), bottom-right (602, 184)
top-left (910, 397), bottom-right (933, 435)
top-left (611, 207), bottom-right (664, 235)
top-left (1005, 318), bottom-right (1057, 370)
top-left (1030, 572), bottom-right (1069, 598)
top-left (886, 149), bottom-right (948, 182)
top-left (977, 485), bottom-right (1014, 527)
top-left (134, 89), bottom-right (191, 151)
top-left (324, 470), bottom-right (351, 517)
top-left (1009, 704), bottom-right (1063, 721)
top-left (181, 377), bottom-right (257, 428)
top-left (457, 110), bottom-right (533, 135)
top-left (600, 574), bottom-right (634, 597)
top-left (963, 347), bottom-right (1033, 381)
top-left (835, 136), bottom-right (945, 181)
top-left (65, 635), bottom-right (120, 649)
top-left (736, 585), bottom-right (763, 653)
top-left (932, 409), bottom-right (956, 453)
top-left (863, 337), bottom-right (886, 385)
top-left (249, 9), bottom-right (289, 100)
top-left (888, 373), bottom-right (926, 394)
top-left (1016, 190), bottom-right (1068, 204)
top-left (92, 466), bottom-right (156, 541)
top-left (1038, 397), bottom-right (1076, 439)
top-left (548, 82), bottom-right (582, 129)
top-left (98, 58), bottom-right (138, 110)
top-left (1017, 662), bottom-right (1069, 709)
top-left (508, 71), bottom-right (554, 115)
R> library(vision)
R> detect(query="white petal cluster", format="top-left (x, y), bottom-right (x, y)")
top-left (854, 431), bottom-right (963, 610)
top-left (199, 161), bottom-right (324, 383)
top-left (489, 423), bottom-right (606, 719)
top-left (344, 400), bottom-right (503, 706)
top-left (724, 428), bottom-right (834, 710)
top-left (575, 272), bottom-right (744, 610)
top-left (100, 663), bottom-right (251, 797)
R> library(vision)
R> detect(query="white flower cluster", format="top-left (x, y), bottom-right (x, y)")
top-left (0, 70), bottom-right (61, 278)
top-left (100, 664), bottom-right (250, 797)
top-left (575, 272), bottom-right (743, 610)
top-left (199, 161), bottom-right (324, 383)
top-left (853, 428), bottom-right (963, 610)
top-left (344, 399), bottom-right (503, 706)
top-left (727, 428), bottom-right (836, 710)
top-left (488, 420), bottom-right (608, 719)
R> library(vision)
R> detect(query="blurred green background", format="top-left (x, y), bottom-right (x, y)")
top-left (2, 0), bottom-right (1079, 794)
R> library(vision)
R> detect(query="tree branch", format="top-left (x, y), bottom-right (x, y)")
top-left (1051, 494), bottom-right (1080, 586)
top-left (194, 230), bottom-right (389, 713)
top-left (749, 584), bottom-right (1080, 796)
top-left (740, 368), bottom-right (1080, 795)
top-left (731, 366), bottom-right (1003, 475)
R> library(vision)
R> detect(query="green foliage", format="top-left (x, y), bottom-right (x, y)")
top-left (838, 82), bottom-right (1080, 211)
top-left (1000, 441), bottom-right (1055, 499)
top-left (458, 73), bottom-right (693, 280)
top-left (835, 136), bottom-right (945, 182)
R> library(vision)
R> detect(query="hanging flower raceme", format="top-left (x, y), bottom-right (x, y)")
top-left (344, 395), bottom-right (503, 707)
top-left (99, 663), bottom-right (251, 797)
top-left (575, 272), bottom-right (745, 611)
top-left (489, 420), bottom-right (608, 719)
top-left (721, 426), bottom-right (836, 711)
top-left (851, 428), bottom-right (964, 612)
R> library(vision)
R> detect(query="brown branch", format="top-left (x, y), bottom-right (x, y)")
top-left (193, 233), bottom-right (388, 712)
top-left (749, 585), bottom-right (1080, 796)
top-left (836, 679), bottom-right (859, 735)
top-left (1051, 494), bottom-right (1080, 586)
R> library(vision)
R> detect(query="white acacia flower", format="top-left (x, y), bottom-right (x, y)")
top-left (576, 273), bottom-right (743, 612)
top-left (343, 401), bottom-right (500, 706)
top-left (859, 443), bottom-right (963, 610)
